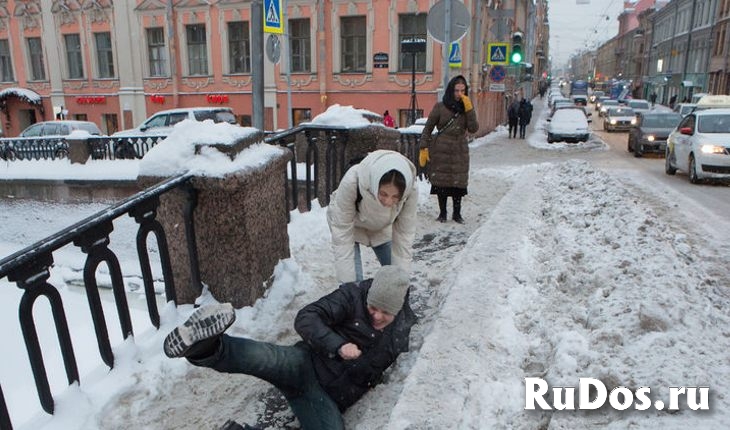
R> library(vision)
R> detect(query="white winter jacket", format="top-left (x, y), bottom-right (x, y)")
top-left (327, 150), bottom-right (418, 283)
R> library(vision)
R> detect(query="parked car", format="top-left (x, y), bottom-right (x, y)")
top-left (598, 99), bottom-right (620, 117)
top-left (665, 108), bottom-right (730, 183)
top-left (571, 94), bottom-right (588, 106)
top-left (113, 107), bottom-right (237, 137)
top-left (627, 112), bottom-right (682, 157)
top-left (19, 120), bottom-right (102, 137)
top-left (604, 107), bottom-right (636, 132)
top-left (627, 99), bottom-right (651, 115)
top-left (547, 108), bottom-right (590, 144)
top-left (673, 103), bottom-right (697, 117)
top-left (550, 104), bottom-right (592, 122)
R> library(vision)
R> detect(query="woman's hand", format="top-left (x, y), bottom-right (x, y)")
top-left (419, 148), bottom-right (429, 167)
top-left (339, 343), bottom-right (362, 360)
top-left (461, 95), bottom-right (473, 112)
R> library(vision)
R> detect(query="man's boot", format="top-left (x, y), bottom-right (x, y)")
top-left (452, 196), bottom-right (464, 224)
top-left (437, 194), bottom-right (448, 222)
top-left (163, 303), bottom-right (236, 358)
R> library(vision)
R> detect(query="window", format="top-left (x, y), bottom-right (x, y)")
top-left (27, 38), bottom-right (45, 81)
top-left (290, 18), bottom-right (311, 72)
top-left (186, 24), bottom-right (208, 75)
top-left (73, 114), bottom-right (88, 121)
top-left (340, 16), bottom-right (366, 72)
top-left (292, 108), bottom-right (311, 126)
top-left (65, 34), bottom-right (84, 78)
top-left (228, 21), bottom-right (251, 74)
top-left (399, 109), bottom-right (423, 126)
top-left (399, 14), bottom-right (427, 72)
top-left (94, 32), bottom-right (114, 78)
top-left (147, 28), bottom-right (168, 77)
top-left (102, 113), bottom-right (118, 135)
top-left (0, 40), bottom-right (13, 82)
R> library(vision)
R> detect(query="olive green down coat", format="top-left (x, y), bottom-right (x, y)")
top-left (419, 103), bottom-right (479, 189)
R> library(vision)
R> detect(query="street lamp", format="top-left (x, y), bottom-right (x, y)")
top-left (401, 37), bottom-right (426, 126)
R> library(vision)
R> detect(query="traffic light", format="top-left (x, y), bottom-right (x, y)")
top-left (511, 31), bottom-right (524, 64)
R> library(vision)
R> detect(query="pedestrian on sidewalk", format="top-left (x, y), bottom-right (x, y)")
top-left (507, 98), bottom-right (520, 139)
top-left (163, 266), bottom-right (416, 430)
top-left (418, 75), bottom-right (479, 224)
top-left (327, 150), bottom-right (417, 283)
top-left (383, 110), bottom-right (395, 128)
top-left (518, 99), bottom-right (533, 139)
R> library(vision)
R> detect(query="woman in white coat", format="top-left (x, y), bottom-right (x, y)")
top-left (327, 150), bottom-right (418, 283)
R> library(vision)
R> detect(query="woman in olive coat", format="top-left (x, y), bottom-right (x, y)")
top-left (418, 75), bottom-right (479, 223)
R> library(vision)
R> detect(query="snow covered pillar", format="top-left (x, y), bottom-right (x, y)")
top-left (138, 125), bottom-right (292, 308)
top-left (66, 137), bottom-right (90, 164)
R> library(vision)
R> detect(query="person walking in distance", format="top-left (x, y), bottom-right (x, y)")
top-left (507, 98), bottom-right (520, 139)
top-left (418, 75), bottom-right (479, 223)
top-left (518, 99), bottom-right (533, 139)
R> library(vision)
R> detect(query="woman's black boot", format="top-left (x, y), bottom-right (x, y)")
top-left (452, 196), bottom-right (464, 224)
top-left (437, 194), bottom-right (448, 222)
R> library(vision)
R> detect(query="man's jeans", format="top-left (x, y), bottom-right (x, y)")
top-left (190, 335), bottom-right (344, 430)
top-left (353, 241), bottom-right (392, 281)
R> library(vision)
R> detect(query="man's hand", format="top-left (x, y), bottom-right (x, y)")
top-left (419, 148), bottom-right (429, 167)
top-left (339, 343), bottom-right (362, 360)
top-left (461, 95), bottom-right (473, 112)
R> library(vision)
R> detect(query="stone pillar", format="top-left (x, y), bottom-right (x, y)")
top-left (67, 137), bottom-right (90, 164)
top-left (140, 133), bottom-right (292, 307)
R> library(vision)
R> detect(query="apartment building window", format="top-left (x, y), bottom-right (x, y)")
top-left (94, 32), bottom-right (114, 78)
top-left (292, 108), bottom-right (311, 126)
top-left (228, 21), bottom-right (251, 74)
top-left (27, 38), bottom-right (45, 81)
top-left (0, 40), bottom-right (14, 82)
top-left (399, 14), bottom-right (427, 72)
top-left (290, 18), bottom-right (311, 72)
top-left (340, 16), bottom-right (366, 72)
top-left (65, 34), bottom-right (84, 78)
top-left (147, 28), bottom-right (168, 77)
top-left (102, 113), bottom-right (119, 135)
top-left (186, 24), bottom-right (208, 75)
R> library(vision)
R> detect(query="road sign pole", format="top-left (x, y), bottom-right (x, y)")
top-left (442, 0), bottom-right (451, 93)
top-left (252, 0), bottom-right (264, 130)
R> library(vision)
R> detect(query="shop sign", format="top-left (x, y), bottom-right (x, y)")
top-left (207, 94), bottom-right (230, 104)
top-left (150, 94), bottom-right (165, 104)
top-left (76, 96), bottom-right (106, 104)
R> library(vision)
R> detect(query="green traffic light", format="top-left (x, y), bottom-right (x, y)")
top-left (511, 51), bottom-right (522, 64)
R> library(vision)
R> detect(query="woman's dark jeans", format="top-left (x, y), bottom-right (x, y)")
top-left (190, 334), bottom-right (344, 430)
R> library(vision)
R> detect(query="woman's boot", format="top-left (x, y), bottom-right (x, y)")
top-left (437, 194), bottom-right (448, 222)
top-left (452, 196), bottom-right (464, 224)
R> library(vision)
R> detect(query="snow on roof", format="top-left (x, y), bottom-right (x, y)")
top-left (138, 119), bottom-right (285, 178)
top-left (305, 104), bottom-right (379, 128)
top-left (0, 87), bottom-right (42, 104)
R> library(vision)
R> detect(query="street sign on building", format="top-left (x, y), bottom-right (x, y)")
top-left (489, 65), bottom-right (506, 82)
top-left (489, 83), bottom-right (506, 92)
top-left (487, 43), bottom-right (509, 65)
top-left (264, 0), bottom-right (283, 34)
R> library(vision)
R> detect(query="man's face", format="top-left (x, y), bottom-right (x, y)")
top-left (368, 305), bottom-right (395, 330)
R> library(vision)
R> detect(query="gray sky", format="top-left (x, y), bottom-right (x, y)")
top-left (548, 0), bottom-right (626, 68)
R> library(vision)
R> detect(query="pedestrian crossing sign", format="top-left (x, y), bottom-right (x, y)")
top-left (449, 42), bottom-right (462, 68)
top-left (487, 42), bottom-right (509, 65)
top-left (264, 0), bottom-right (283, 34)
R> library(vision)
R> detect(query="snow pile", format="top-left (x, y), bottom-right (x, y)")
top-left (0, 159), bottom-right (140, 180)
top-left (0, 87), bottom-right (42, 104)
top-left (139, 120), bottom-right (284, 178)
top-left (388, 159), bottom-right (730, 429)
top-left (306, 104), bottom-right (378, 128)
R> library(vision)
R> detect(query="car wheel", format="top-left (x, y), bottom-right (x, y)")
top-left (665, 147), bottom-right (677, 175)
top-left (633, 142), bottom-right (642, 158)
top-left (55, 148), bottom-right (69, 160)
top-left (688, 154), bottom-right (700, 184)
top-left (114, 142), bottom-right (137, 160)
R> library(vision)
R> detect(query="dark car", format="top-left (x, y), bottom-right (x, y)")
top-left (628, 112), bottom-right (682, 157)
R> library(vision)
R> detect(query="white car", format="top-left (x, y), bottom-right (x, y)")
top-left (627, 99), bottom-right (651, 114)
top-left (113, 107), bottom-right (237, 137)
top-left (665, 108), bottom-right (730, 183)
top-left (547, 108), bottom-right (590, 143)
top-left (603, 107), bottom-right (637, 132)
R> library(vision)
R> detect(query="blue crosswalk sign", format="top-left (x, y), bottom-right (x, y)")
top-left (449, 42), bottom-right (462, 68)
top-left (487, 43), bottom-right (509, 65)
top-left (264, 0), bottom-right (283, 34)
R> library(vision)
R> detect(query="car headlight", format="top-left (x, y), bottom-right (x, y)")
top-left (631, 118), bottom-right (637, 125)
top-left (700, 144), bottom-right (726, 154)
top-left (610, 119), bottom-right (617, 124)
top-left (646, 135), bottom-right (655, 142)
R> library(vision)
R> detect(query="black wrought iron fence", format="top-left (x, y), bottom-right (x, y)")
top-left (0, 135), bottom-right (167, 162)
top-left (0, 173), bottom-right (200, 429)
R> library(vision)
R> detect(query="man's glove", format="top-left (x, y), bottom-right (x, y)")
top-left (461, 95), bottom-right (473, 112)
top-left (419, 148), bottom-right (429, 167)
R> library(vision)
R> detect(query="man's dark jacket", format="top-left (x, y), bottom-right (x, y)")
top-left (294, 280), bottom-right (416, 411)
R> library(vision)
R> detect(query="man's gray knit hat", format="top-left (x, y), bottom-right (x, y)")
top-left (367, 266), bottom-right (410, 315)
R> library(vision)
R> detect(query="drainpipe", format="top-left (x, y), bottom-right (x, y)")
top-left (681, 0), bottom-right (698, 99)
top-left (166, 0), bottom-right (179, 107)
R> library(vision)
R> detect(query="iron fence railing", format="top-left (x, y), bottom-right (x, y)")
top-left (0, 173), bottom-right (200, 429)
top-left (0, 135), bottom-right (167, 162)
